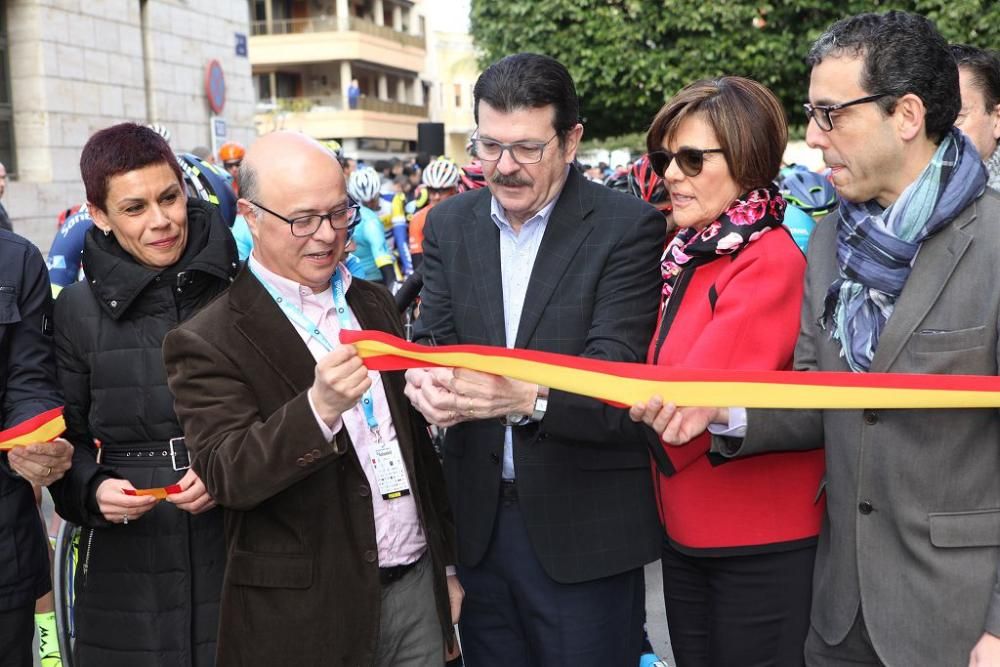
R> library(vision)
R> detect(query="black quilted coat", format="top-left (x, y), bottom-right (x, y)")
top-left (49, 199), bottom-right (237, 666)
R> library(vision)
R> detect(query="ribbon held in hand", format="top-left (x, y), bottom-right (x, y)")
top-left (123, 484), bottom-right (183, 500)
top-left (0, 407), bottom-right (66, 450)
top-left (341, 329), bottom-right (1000, 410)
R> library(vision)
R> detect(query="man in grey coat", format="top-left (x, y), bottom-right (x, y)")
top-left (632, 11), bottom-right (1000, 666)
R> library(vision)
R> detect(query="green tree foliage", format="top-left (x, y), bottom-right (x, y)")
top-left (469, 0), bottom-right (1000, 140)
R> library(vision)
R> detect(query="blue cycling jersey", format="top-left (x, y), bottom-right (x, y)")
top-left (783, 203), bottom-right (816, 254)
top-left (350, 207), bottom-right (394, 281)
top-left (46, 208), bottom-right (93, 293)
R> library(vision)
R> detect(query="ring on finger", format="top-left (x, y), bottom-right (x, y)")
top-left (123, 512), bottom-right (129, 525)
top-left (45, 466), bottom-right (52, 477)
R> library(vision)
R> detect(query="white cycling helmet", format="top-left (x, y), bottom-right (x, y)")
top-left (421, 158), bottom-right (461, 189)
top-left (348, 167), bottom-right (382, 203)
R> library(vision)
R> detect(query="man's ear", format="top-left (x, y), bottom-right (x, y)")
top-left (893, 93), bottom-right (927, 142)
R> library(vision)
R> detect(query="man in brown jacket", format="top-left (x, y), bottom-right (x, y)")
top-left (163, 132), bottom-right (459, 666)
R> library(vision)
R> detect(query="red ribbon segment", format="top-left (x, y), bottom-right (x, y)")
top-left (341, 330), bottom-right (1000, 409)
top-left (0, 407), bottom-right (67, 450)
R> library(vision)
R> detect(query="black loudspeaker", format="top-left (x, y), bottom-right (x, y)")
top-left (417, 122), bottom-right (445, 157)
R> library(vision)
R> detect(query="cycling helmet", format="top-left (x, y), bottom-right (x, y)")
top-left (146, 122), bottom-right (172, 145)
top-left (422, 158), bottom-right (461, 189)
top-left (323, 139), bottom-right (343, 159)
top-left (176, 153), bottom-right (238, 226)
top-left (348, 167), bottom-right (382, 203)
top-left (458, 161), bottom-right (487, 192)
top-left (218, 141), bottom-right (245, 165)
top-left (628, 155), bottom-right (669, 209)
top-left (604, 170), bottom-right (630, 193)
top-left (779, 170), bottom-right (839, 217)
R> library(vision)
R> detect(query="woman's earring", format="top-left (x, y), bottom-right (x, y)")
top-left (103, 229), bottom-right (110, 237)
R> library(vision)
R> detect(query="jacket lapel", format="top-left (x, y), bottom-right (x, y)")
top-left (462, 195), bottom-right (507, 347)
top-left (869, 204), bottom-right (976, 372)
top-left (230, 268), bottom-right (317, 392)
top-left (514, 169), bottom-right (596, 348)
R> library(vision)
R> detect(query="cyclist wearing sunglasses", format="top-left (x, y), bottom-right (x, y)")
top-left (628, 76), bottom-right (822, 666)
top-left (408, 158), bottom-right (461, 270)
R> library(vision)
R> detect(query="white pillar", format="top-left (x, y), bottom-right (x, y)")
top-left (409, 10), bottom-right (420, 35)
top-left (340, 61), bottom-right (352, 109)
top-left (412, 79), bottom-right (424, 107)
top-left (264, 0), bottom-right (273, 33)
top-left (392, 5), bottom-right (403, 32)
top-left (396, 78), bottom-right (406, 103)
top-left (335, 0), bottom-right (349, 31)
top-left (373, 0), bottom-right (384, 26)
top-left (378, 74), bottom-right (388, 101)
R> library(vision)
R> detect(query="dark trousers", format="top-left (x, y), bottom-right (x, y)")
top-left (457, 488), bottom-right (645, 667)
top-left (661, 538), bottom-right (815, 667)
top-left (0, 603), bottom-right (34, 667)
top-left (804, 609), bottom-right (884, 666)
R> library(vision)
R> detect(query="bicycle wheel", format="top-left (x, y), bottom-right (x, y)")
top-left (52, 520), bottom-right (79, 667)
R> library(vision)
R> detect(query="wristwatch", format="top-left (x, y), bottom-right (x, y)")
top-left (505, 391), bottom-right (548, 426)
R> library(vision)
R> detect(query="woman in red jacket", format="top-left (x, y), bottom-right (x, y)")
top-left (630, 77), bottom-right (825, 666)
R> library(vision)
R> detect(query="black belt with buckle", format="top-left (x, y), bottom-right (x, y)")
top-left (100, 437), bottom-right (190, 470)
top-left (379, 558), bottom-right (420, 586)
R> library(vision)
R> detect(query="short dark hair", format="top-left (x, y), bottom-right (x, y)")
top-left (473, 53), bottom-right (579, 141)
top-left (81, 123), bottom-right (182, 212)
top-left (807, 11), bottom-right (959, 143)
top-left (646, 77), bottom-right (788, 191)
top-left (952, 44), bottom-right (1000, 112)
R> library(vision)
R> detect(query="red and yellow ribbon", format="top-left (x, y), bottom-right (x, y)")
top-left (342, 330), bottom-right (1000, 409)
top-left (124, 484), bottom-right (183, 500)
top-left (0, 407), bottom-right (66, 450)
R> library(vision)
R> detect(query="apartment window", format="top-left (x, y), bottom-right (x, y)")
top-left (453, 84), bottom-right (462, 109)
top-left (0, 2), bottom-right (14, 174)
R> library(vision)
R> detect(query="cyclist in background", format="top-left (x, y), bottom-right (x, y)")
top-left (409, 158), bottom-right (462, 270)
top-left (347, 167), bottom-right (397, 288)
top-left (218, 141), bottom-right (245, 195)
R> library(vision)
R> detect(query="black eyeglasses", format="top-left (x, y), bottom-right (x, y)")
top-left (250, 199), bottom-right (361, 238)
top-left (803, 93), bottom-right (889, 132)
top-left (471, 133), bottom-right (558, 164)
top-left (647, 148), bottom-right (725, 178)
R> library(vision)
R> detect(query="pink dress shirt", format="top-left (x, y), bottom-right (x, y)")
top-left (248, 255), bottom-right (426, 567)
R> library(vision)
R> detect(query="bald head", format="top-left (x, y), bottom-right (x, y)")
top-left (237, 132), bottom-right (352, 291)
top-left (239, 132), bottom-right (343, 204)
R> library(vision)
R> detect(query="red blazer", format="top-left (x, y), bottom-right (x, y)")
top-left (649, 227), bottom-right (825, 553)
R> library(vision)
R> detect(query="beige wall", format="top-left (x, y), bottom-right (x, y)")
top-left (250, 32), bottom-right (426, 73)
top-left (5, 0), bottom-right (255, 251)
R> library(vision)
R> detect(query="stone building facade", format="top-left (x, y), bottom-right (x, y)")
top-left (3, 0), bottom-right (255, 249)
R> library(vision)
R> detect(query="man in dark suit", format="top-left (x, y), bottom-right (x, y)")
top-left (163, 132), bottom-right (458, 666)
top-left (404, 53), bottom-right (664, 666)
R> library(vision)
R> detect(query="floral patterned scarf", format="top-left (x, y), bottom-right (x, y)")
top-left (660, 185), bottom-right (787, 308)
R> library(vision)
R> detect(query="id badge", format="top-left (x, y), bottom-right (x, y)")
top-left (370, 430), bottom-right (412, 500)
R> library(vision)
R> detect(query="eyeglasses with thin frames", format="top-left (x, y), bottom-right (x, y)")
top-left (471, 133), bottom-right (558, 164)
top-left (250, 199), bottom-right (361, 238)
top-left (647, 148), bottom-right (725, 178)
top-left (803, 93), bottom-right (889, 132)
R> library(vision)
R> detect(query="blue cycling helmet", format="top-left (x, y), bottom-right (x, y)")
top-left (176, 153), bottom-right (238, 226)
top-left (779, 170), bottom-right (838, 217)
top-left (782, 203), bottom-right (816, 255)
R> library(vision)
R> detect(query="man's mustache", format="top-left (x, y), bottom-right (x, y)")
top-left (490, 172), bottom-right (531, 187)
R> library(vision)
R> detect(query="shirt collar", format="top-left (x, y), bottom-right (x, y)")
top-left (248, 252), bottom-right (351, 304)
top-left (490, 165), bottom-right (570, 231)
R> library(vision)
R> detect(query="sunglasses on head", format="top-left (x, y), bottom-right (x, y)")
top-left (648, 147), bottom-right (725, 178)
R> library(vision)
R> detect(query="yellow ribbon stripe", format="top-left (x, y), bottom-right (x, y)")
top-left (348, 334), bottom-right (1000, 409)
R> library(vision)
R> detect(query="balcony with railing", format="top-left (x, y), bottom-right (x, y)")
top-left (251, 17), bottom-right (425, 49)
top-left (254, 94), bottom-right (428, 141)
top-left (249, 14), bottom-right (426, 72)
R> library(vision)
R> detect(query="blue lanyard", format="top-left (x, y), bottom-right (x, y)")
top-left (249, 263), bottom-right (380, 433)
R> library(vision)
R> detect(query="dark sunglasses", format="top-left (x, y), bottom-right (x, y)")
top-left (648, 148), bottom-right (724, 178)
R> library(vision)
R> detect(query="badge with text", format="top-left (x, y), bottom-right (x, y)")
top-left (370, 433), bottom-right (411, 500)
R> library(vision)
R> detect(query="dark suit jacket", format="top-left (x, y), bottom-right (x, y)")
top-left (415, 167), bottom-right (664, 583)
top-left (725, 190), bottom-right (1000, 666)
top-left (163, 269), bottom-right (455, 667)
